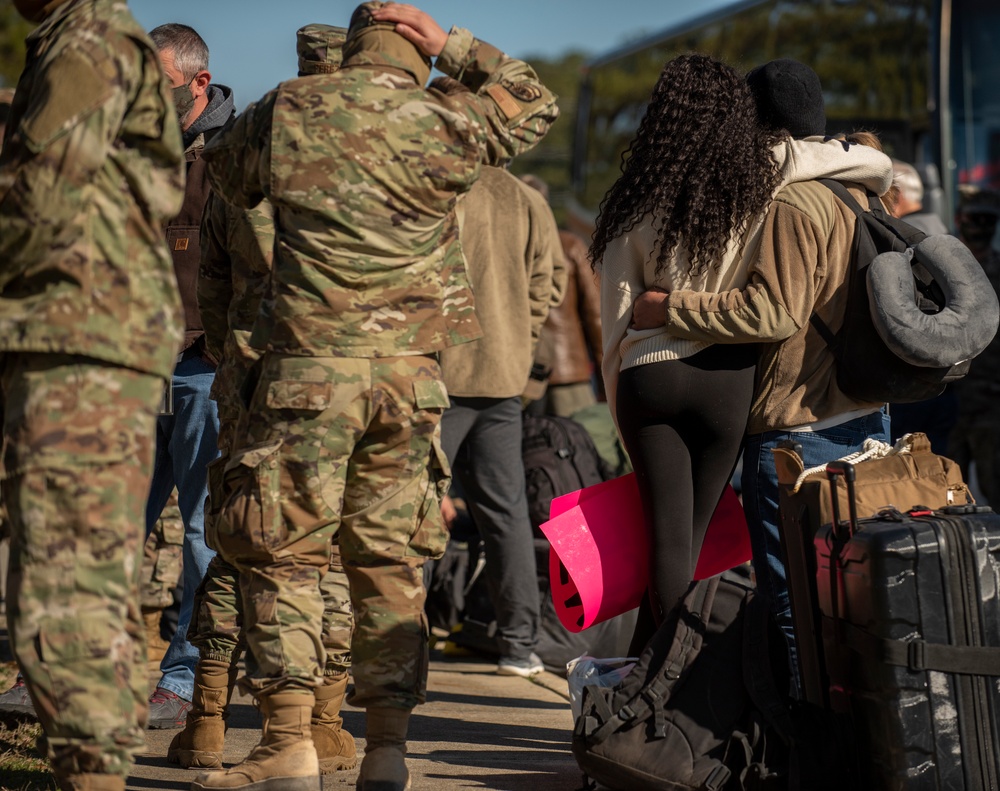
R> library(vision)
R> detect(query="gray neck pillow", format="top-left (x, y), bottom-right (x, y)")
top-left (867, 234), bottom-right (1000, 368)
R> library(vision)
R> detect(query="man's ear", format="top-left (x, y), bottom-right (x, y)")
top-left (191, 70), bottom-right (212, 98)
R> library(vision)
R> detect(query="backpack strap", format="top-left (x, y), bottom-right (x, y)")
top-left (818, 178), bottom-right (871, 215)
top-left (585, 577), bottom-right (720, 745)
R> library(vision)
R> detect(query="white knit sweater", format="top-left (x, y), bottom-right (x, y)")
top-left (599, 137), bottom-right (894, 424)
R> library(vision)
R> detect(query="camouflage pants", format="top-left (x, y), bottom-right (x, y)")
top-left (190, 542), bottom-right (353, 676)
top-left (139, 487), bottom-right (183, 611)
top-left (213, 353), bottom-right (449, 707)
top-left (191, 399), bottom-right (353, 675)
top-left (1, 353), bottom-right (161, 778)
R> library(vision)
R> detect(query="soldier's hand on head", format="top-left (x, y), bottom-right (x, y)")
top-left (371, 3), bottom-right (448, 57)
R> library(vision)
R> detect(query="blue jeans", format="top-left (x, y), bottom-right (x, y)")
top-left (740, 409), bottom-right (889, 683)
top-left (145, 350), bottom-right (220, 700)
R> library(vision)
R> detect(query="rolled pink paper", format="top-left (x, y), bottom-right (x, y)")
top-left (542, 473), bottom-right (750, 633)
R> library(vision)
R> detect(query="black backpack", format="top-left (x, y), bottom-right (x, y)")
top-left (521, 414), bottom-right (615, 533)
top-left (572, 568), bottom-right (794, 791)
top-left (813, 179), bottom-right (985, 404)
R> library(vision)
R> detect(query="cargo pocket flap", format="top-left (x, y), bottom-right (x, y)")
top-left (267, 380), bottom-right (334, 411)
top-left (224, 438), bottom-right (283, 474)
top-left (413, 379), bottom-right (449, 410)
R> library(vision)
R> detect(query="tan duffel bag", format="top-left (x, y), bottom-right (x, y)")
top-left (774, 431), bottom-right (973, 533)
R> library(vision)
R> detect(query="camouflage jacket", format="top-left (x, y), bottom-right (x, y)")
top-left (198, 190), bottom-right (275, 417)
top-left (202, 26), bottom-right (558, 359)
top-left (0, 0), bottom-right (185, 381)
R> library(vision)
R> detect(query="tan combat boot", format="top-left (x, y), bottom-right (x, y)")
top-left (167, 658), bottom-right (235, 769)
top-left (142, 609), bottom-right (170, 664)
top-left (356, 707), bottom-right (412, 791)
top-left (190, 690), bottom-right (319, 791)
top-left (312, 673), bottom-right (357, 773)
top-left (58, 774), bottom-right (126, 791)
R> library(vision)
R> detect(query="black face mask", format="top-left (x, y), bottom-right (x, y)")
top-left (171, 81), bottom-right (196, 123)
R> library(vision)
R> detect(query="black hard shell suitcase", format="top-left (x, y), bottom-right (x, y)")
top-left (815, 461), bottom-right (1000, 790)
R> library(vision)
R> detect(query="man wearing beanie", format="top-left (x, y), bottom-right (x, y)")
top-left (198, 3), bottom-right (558, 790)
top-left (632, 58), bottom-right (894, 690)
top-left (165, 24), bottom-right (357, 776)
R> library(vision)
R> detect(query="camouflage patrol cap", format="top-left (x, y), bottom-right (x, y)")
top-left (297, 24), bottom-right (348, 75)
top-left (348, 1), bottom-right (392, 36)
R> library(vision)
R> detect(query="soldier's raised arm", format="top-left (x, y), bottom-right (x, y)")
top-left (371, 3), bottom-right (559, 164)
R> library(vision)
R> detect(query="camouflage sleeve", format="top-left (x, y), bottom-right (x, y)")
top-left (0, 39), bottom-right (183, 268)
top-left (198, 192), bottom-right (234, 362)
top-left (200, 94), bottom-right (276, 209)
top-left (435, 27), bottom-right (559, 165)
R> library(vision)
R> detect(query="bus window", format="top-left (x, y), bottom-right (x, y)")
top-left (949, 0), bottom-right (1000, 194)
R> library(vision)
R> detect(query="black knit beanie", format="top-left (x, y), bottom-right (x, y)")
top-left (746, 58), bottom-right (826, 138)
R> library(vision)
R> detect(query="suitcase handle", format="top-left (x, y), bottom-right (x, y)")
top-left (826, 461), bottom-right (859, 540)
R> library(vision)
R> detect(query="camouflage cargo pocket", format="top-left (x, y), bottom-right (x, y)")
top-left (405, 435), bottom-right (450, 560)
top-left (215, 439), bottom-right (286, 559)
top-left (203, 455), bottom-right (228, 552)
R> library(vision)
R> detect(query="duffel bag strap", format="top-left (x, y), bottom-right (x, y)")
top-left (844, 622), bottom-right (1000, 675)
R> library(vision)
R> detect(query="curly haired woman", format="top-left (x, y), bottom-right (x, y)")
top-left (593, 54), bottom-right (892, 651)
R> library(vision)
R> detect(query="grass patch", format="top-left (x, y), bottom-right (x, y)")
top-left (0, 662), bottom-right (55, 791)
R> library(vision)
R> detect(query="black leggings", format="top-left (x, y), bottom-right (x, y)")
top-left (616, 344), bottom-right (756, 653)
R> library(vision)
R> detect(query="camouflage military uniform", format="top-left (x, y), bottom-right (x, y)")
top-left (140, 487), bottom-right (184, 611)
top-left (0, 0), bottom-right (184, 783)
top-left (202, 18), bottom-right (557, 710)
top-left (191, 27), bottom-right (355, 677)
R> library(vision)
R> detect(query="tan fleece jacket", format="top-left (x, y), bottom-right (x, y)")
top-left (440, 167), bottom-right (567, 398)
top-left (662, 179), bottom-right (887, 434)
top-left (600, 137), bottom-right (893, 426)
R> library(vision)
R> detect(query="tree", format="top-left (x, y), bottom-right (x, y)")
top-left (509, 50), bottom-right (589, 228)
top-left (0, 3), bottom-right (31, 88)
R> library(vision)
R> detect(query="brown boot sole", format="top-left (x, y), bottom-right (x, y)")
top-left (318, 754), bottom-right (358, 774)
top-left (167, 747), bottom-right (223, 769)
top-left (190, 778), bottom-right (319, 791)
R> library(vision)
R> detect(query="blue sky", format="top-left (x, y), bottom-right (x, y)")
top-left (130, 0), bottom-right (739, 109)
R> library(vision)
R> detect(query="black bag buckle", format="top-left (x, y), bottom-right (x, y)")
top-left (907, 640), bottom-right (926, 671)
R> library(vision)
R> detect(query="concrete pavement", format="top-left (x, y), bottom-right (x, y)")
top-left (129, 649), bottom-right (585, 791)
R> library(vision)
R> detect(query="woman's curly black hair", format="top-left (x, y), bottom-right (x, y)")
top-left (590, 53), bottom-right (784, 276)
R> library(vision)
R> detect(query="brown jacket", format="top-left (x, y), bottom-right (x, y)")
top-left (439, 167), bottom-right (566, 398)
top-left (661, 180), bottom-right (884, 434)
top-left (543, 230), bottom-right (603, 386)
top-left (166, 141), bottom-right (213, 353)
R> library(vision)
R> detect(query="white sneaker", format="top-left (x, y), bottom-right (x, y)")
top-left (497, 652), bottom-right (544, 677)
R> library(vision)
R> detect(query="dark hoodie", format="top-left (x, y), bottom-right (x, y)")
top-left (168, 83), bottom-right (236, 354)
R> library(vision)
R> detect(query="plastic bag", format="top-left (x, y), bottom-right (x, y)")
top-left (566, 654), bottom-right (637, 721)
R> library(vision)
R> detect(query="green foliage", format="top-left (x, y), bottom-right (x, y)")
top-left (0, 4), bottom-right (32, 88)
top-left (509, 50), bottom-right (588, 227)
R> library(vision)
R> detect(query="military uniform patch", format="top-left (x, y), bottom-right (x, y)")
top-left (174, 238), bottom-right (189, 251)
top-left (485, 84), bottom-right (523, 120)
top-left (503, 81), bottom-right (542, 103)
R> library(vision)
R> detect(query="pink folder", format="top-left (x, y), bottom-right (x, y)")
top-left (540, 473), bottom-right (750, 632)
